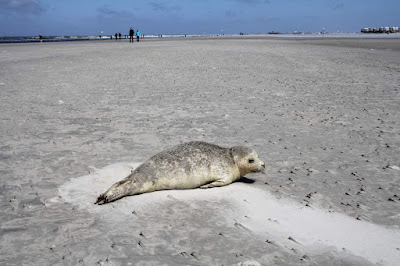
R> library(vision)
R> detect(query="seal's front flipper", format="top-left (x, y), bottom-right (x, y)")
top-left (200, 180), bottom-right (231, 189)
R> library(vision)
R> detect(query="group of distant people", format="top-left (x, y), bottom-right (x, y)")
top-left (129, 28), bottom-right (141, 42)
top-left (113, 28), bottom-right (141, 42)
top-left (114, 33), bottom-right (122, 40)
top-left (39, 27), bottom-right (142, 43)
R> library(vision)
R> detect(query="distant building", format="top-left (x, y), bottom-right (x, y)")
top-left (361, 27), bottom-right (399, 33)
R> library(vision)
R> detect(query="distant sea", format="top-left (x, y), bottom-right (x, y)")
top-left (1, 33), bottom-right (400, 43)
top-left (0, 35), bottom-right (117, 43)
top-left (0, 34), bottom-right (201, 43)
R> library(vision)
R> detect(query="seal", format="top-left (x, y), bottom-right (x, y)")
top-left (95, 141), bottom-right (265, 204)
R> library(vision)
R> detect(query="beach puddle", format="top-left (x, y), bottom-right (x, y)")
top-left (59, 162), bottom-right (400, 265)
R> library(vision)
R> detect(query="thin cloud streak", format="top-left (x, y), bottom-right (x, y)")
top-left (329, 0), bottom-right (344, 10)
top-left (148, 1), bottom-right (181, 12)
top-left (233, 0), bottom-right (270, 5)
top-left (0, 0), bottom-right (45, 15)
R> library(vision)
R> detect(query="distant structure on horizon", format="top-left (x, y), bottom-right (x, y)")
top-left (361, 26), bottom-right (399, 33)
top-left (292, 31), bottom-right (312, 35)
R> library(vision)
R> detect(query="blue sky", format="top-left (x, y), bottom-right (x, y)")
top-left (0, 0), bottom-right (399, 36)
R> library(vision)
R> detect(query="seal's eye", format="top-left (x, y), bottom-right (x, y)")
top-left (248, 159), bottom-right (254, 164)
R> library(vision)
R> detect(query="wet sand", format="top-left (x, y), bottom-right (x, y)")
top-left (1, 37), bottom-right (399, 265)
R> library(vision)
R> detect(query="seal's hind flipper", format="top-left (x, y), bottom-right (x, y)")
top-left (95, 180), bottom-right (134, 205)
top-left (95, 194), bottom-right (106, 205)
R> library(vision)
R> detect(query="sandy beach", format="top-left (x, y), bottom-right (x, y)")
top-left (1, 36), bottom-right (399, 265)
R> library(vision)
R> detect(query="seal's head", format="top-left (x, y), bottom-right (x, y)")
top-left (230, 146), bottom-right (265, 176)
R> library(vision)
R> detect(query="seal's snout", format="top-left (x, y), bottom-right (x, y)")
top-left (257, 161), bottom-right (266, 174)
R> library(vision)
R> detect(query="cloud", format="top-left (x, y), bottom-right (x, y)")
top-left (234, 0), bottom-right (270, 4)
top-left (96, 5), bottom-right (135, 19)
top-left (97, 6), bottom-right (118, 16)
top-left (329, 0), bottom-right (344, 10)
top-left (148, 1), bottom-right (181, 12)
top-left (0, 0), bottom-right (45, 15)
top-left (225, 9), bottom-right (237, 18)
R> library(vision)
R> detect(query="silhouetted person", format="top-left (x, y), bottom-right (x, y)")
top-left (136, 29), bottom-right (141, 42)
top-left (129, 28), bottom-right (134, 43)
top-left (119, 33), bottom-right (122, 39)
top-left (115, 33), bottom-right (118, 40)
top-left (39, 35), bottom-right (43, 42)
